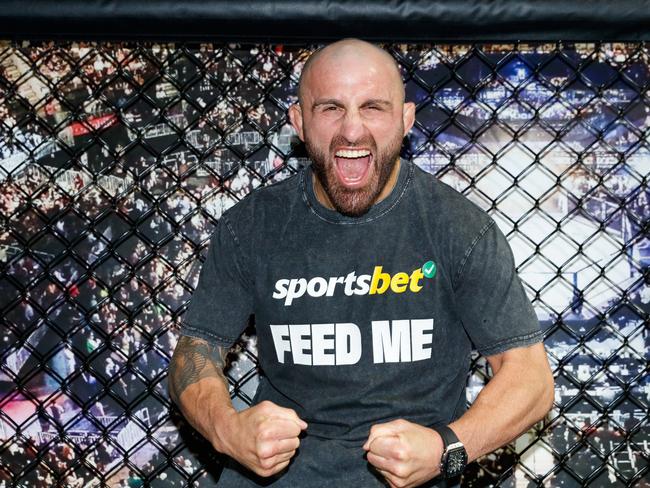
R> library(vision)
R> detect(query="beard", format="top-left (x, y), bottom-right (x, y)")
top-left (305, 130), bottom-right (404, 217)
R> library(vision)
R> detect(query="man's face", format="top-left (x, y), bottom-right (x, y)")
top-left (290, 48), bottom-right (415, 216)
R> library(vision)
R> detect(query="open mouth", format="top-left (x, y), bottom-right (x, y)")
top-left (334, 149), bottom-right (372, 188)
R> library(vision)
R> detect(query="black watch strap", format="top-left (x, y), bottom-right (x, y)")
top-left (434, 424), bottom-right (459, 449)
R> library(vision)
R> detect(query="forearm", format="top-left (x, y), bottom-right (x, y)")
top-left (168, 336), bottom-right (236, 453)
top-left (169, 336), bottom-right (307, 477)
top-left (449, 343), bottom-right (555, 462)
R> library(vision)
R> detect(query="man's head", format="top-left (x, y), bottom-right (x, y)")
top-left (289, 39), bottom-right (415, 217)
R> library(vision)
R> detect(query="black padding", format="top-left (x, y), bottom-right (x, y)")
top-left (0, 0), bottom-right (649, 41)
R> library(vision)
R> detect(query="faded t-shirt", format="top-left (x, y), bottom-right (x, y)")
top-left (181, 159), bottom-right (543, 487)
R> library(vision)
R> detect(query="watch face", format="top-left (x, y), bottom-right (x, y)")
top-left (444, 447), bottom-right (468, 478)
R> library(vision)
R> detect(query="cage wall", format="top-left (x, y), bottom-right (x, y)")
top-left (0, 41), bottom-right (648, 487)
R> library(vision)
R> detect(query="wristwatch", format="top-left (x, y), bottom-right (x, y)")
top-left (433, 425), bottom-right (467, 479)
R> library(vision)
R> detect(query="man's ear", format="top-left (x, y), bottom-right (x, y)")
top-left (402, 101), bottom-right (416, 136)
top-left (288, 103), bottom-right (305, 141)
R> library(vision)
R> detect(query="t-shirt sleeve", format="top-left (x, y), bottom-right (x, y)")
top-left (180, 215), bottom-right (253, 347)
top-left (453, 219), bottom-right (544, 357)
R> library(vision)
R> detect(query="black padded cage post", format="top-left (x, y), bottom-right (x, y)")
top-left (0, 2), bottom-right (648, 487)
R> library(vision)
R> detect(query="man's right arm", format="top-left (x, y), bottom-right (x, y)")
top-left (168, 335), bottom-right (234, 447)
top-left (168, 335), bottom-right (307, 477)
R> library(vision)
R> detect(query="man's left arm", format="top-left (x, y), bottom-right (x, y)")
top-left (363, 342), bottom-right (554, 488)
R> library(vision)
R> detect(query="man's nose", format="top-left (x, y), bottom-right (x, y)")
top-left (338, 109), bottom-right (367, 144)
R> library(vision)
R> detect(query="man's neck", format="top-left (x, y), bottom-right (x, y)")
top-left (312, 158), bottom-right (402, 211)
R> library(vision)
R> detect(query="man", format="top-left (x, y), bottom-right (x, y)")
top-left (169, 39), bottom-right (554, 487)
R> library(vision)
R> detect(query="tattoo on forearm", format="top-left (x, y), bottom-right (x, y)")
top-left (169, 336), bottom-right (228, 405)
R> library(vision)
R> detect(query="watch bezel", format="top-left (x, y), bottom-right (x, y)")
top-left (441, 442), bottom-right (468, 479)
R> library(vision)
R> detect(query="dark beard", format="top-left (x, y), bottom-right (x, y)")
top-left (306, 133), bottom-right (403, 217)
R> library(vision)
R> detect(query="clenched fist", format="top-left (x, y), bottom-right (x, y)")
top-left (363, 419), bottom-right (443, 488)
top-left (214, 400), bottom-right (308, 477)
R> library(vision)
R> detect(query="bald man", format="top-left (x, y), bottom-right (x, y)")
top-left (169, 39), bottom-right (554, 487)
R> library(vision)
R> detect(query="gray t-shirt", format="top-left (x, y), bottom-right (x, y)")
top-left (181, 159), bottom-right (544, 487)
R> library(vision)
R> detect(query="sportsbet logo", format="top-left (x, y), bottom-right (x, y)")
top-left (272, 261), bottom-right (437, 306)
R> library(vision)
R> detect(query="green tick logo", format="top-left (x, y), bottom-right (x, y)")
top-left (422, 260), bottom-right (437, 279)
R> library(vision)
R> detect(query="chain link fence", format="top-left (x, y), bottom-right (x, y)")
top-left (0, 40), bottom-right (648, 487)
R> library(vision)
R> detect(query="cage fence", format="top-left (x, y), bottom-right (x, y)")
top-left (0, 40), bottom-right (648, 487)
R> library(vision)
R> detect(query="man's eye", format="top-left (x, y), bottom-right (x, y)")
top-left (324, 106), bottom-right (338, 111)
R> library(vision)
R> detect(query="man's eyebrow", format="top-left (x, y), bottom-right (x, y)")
top-left (312, 99), bottom-right (344, 110)
top-left (361, 99), bottom-right (393, 108)
top-left (311, 98), bottom-right (393, 110)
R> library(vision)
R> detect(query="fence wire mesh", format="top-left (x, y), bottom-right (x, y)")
top-left (0, 40), bottom-right (648, 487)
